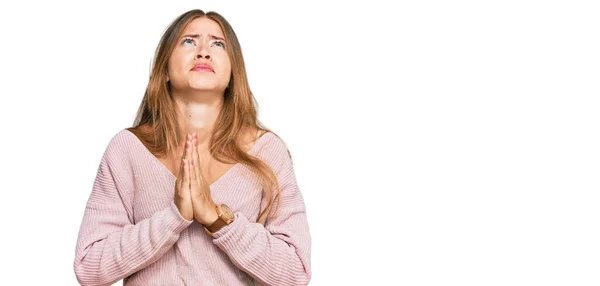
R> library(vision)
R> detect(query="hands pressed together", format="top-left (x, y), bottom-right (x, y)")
top-left (174, 133), bottom-right (219, 225)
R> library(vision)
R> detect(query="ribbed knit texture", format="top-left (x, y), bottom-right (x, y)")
top-left (74, 130), bottom-right (311, 286)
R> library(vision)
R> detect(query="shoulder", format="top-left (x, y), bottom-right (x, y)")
top-left (107, 128), bottom-right (139, 147)
top-left (255, 131), bottom-right (294, 172)
top-left (100, 128), bottom-right (144, 166)
top-left (104, 129), bottom-right (141, 153)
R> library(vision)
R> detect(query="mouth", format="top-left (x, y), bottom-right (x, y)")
top-left (191, 63), bottom-right (214, 72)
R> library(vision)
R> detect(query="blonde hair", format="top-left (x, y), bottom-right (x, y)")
top-left (127, 9), bottom-right (280, 223)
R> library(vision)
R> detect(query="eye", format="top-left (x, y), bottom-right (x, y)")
top-left (182, 38), bottom-right (196, 46)
top-left (212, 40), bottom-right (225, 49)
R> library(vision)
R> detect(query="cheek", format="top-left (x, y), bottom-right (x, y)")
top-left (221, 58), bottom-right (232, 80)
top-left (168, 51), bottom-right (187, 73)
top-left (166, 58), bottom-right (177, 77)
top-left (224, 64), bottom-right (232, 79)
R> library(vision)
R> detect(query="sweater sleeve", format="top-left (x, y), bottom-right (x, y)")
top-left (211, 136), bottom-right (312, 286)
top-left (73, 132), bottom-right (193, 286)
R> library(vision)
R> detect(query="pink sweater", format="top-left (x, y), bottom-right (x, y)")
top-left (74, 130), bottom-right (311, 286)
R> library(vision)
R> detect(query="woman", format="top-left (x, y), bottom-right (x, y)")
top-left (74, 9), bottom-right (311, 286)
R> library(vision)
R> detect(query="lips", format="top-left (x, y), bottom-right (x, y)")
top-left (191, 63), bottom-right (214, 72)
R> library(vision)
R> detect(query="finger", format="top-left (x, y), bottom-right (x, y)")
top-left (191, 145), bottom-right (199, 187)
top-left (177, 151), bottom-right (186, 179)
top-left (185, 136), bottom-right (192, 163)
top-left (176, 135), bottom-right (190, 189)
top-left (191, 133), bottom-right (199, 167)
top-left (192, 135), bottom-right (199, 167)
top-left (193, 143), bottom-right (205, 186)
top-left (183, 136), bottom-right (192, 181)
top-left (175, 158), bottom-right (183, 192)
top-left (179, 136), bottom-right (190, 178)
top-left (193, 136), bottom-right (201, 166)
top-left (183, 159), bottom-right (190, 193)
top-left (175, 135), bottom-right (189, 191)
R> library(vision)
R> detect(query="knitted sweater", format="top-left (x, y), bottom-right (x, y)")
top-left (74, 129), bottom-right (311, 285)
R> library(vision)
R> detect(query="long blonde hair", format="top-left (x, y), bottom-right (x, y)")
top-left (127, 9), bottom-right (281, 223)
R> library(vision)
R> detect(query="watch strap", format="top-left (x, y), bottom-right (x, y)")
top-left (205, 217), bottom-right (228, 234)
top-left (203, 204), bottom-right (234, 236)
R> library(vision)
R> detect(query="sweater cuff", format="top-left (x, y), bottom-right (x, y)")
top-left (166, 201), bottom-right (194, 233)
top-left (211, 212), bottom-right (250, 242)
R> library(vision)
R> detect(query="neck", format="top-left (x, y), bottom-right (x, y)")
top-left (172, 90), bottom-right (224, 152)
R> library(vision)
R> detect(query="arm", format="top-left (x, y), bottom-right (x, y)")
top-left (73, 141), bottom-right (193, 286)
top-left (211, 138), bottom-right (312, 286)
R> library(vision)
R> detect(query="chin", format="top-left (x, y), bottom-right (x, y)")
top-left (188, 80), bottom-right (220, 90)
top-left (190, 84), bottom-right (227, 94)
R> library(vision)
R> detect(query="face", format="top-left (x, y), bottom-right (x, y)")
top-left (167, 17), bottom-right (231, 94)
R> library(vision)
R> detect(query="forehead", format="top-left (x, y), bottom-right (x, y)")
top-left (181, 17), bottom-right (224, 37)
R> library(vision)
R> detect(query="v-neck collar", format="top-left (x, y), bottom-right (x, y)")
top-left (124, 130), bottom-right (272, 189)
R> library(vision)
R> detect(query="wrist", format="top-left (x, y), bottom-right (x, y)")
top-left (204, 209), bottom-right (219, 225)
top-left (203, 204), bottom-right (235, 236)
top-left (196, 204), bottom-right (219, 225)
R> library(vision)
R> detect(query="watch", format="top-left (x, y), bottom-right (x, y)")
top-left (203, 204), bottom-right (235, 236)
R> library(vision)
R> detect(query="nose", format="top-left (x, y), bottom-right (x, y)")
top-left (196, 43), bottom-right (211, 60)
top-left (196, 53), bottom-right (210, 60)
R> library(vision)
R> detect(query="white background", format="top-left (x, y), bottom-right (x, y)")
top-left (0, 0), bottom-right (598, 285)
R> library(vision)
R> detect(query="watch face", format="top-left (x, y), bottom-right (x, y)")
top-left (221, 204), bottom-right (235, 220)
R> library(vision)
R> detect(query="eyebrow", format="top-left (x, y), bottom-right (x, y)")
top-left (181, 34), bottom-right (225, 41)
